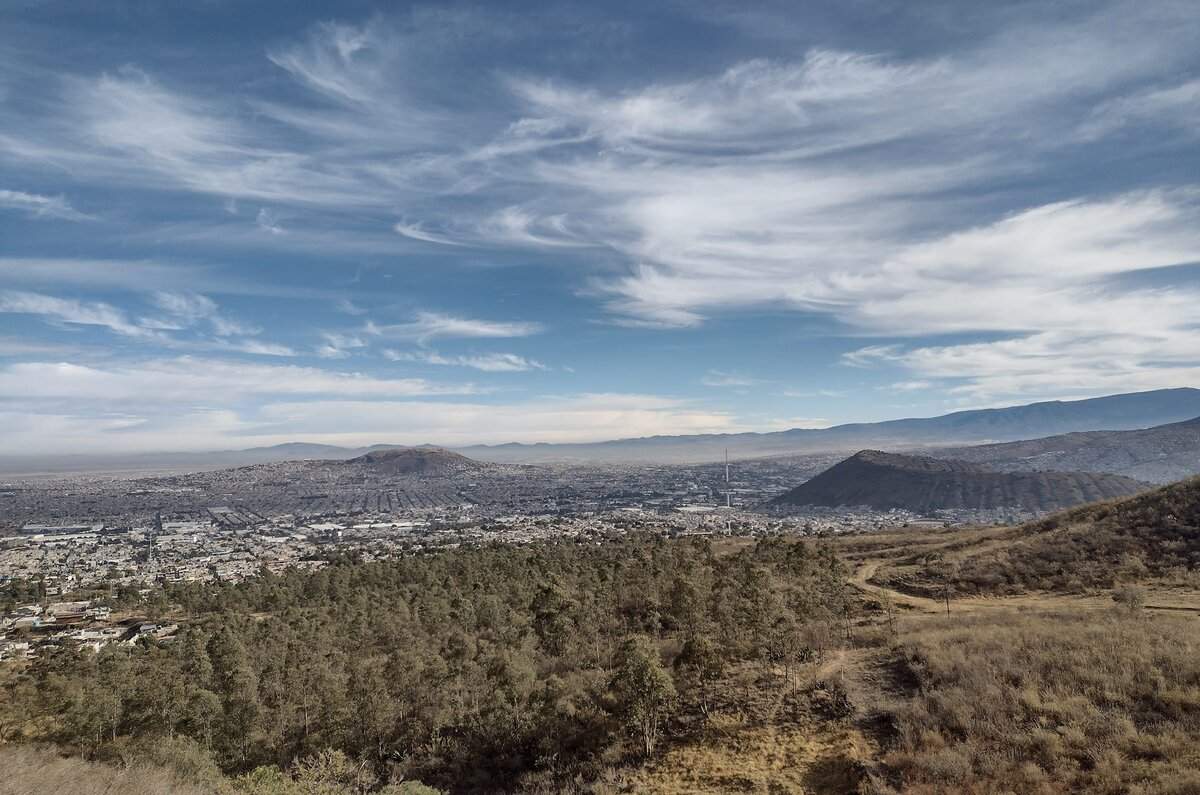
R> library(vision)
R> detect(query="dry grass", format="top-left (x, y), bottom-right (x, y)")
top-left (0, 745), bottom-right (216, 795)
top-left (880, 610), bottom-right (1200, 795)
top-left (622, 713), bottom-right (873, 795)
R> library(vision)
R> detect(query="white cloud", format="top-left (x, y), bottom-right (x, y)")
top-left (256, 208), bottom-right (286, 235)
top-left (0, 290), bottom-right (165, 340)
top-left (781, 389), bottom-right (845, 398)
top-left (335, 298), bottom-right (368, 316)
top-left (0, 189), bottom-right (91, 221)
top-left (1080, 78), bottom-right (1200, 139)
top-left (383, 349), bottom-right (546, 372)
top-left (0, 387), bottom-right (740, 454)
top-left (0, 357), bottom-right (480, 403)
top-left (249, 394), bottom-right (738, 446)
top-left (366, 311), bottom-right (544, 343)
top-left (701, 370), bottom-right (760, 387)
top-left (841, 345), bottom-right (901, 368)
top-left (0, 289), bottom-right (294, 356)
top-left (316, 331), bottom-right (367, 359)
top-left (147, 291), bottom-right (261, 337)
top-left (2, 3), bottom-right (1199, 410)
top-left (756, 416), bottom-right (832, 431)
top-left (856, 328), bottom-right (1200, 403)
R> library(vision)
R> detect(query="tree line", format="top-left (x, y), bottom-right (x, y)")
top-left (2, 535), bottom-right (850, 792)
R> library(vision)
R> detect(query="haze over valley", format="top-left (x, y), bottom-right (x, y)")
top-left (4, 1), bottom-right (1200, 793)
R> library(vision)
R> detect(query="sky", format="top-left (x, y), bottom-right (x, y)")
top-left (2, 0), bottom-right (1200, 454)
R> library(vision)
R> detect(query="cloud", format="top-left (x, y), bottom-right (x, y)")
top-left (0, 336), bottom-right (85, 357)
top-left (335, 298), bottom-right (368, 316)
top-left (857, 328), bottom-right (1200, 403)
top-left (315, 331), bottom-right (367, 359)
top-left (0, 189), bottom-right (91, 221)
top-left (147, 291), bottom-right (261, 337)
top-left (255, 208), bottom-right (286, 235)
top-left (366, 311), bottom-right (544, 344)
top-left (1080, 78), bottom-right (1200, 139)
top-left (841, 345), bottom-right (901, 368)
top-left (0, 357), bottom-right (481, 404)
top-left (249, 393), bottom-right (737, 447)
top-left (0, 290), bottom-right (166, 340)
top-left (383, 349), bottom-right (547, 372)
top-left (757, 416), bottom-right (832, 431)
top-left (781, 389), bottom-right (845, 398)
top-left (2, 2), bottom-right (1200, 411)
top-left (885, 380), bottom-right (935, 392)
top-left (701, 370), bottom-right (760, 387)
top-left (0, 383), bottom-right (740, 454)
top-left (394, 220), bottom-right (471, 247)
top-left (0, 289), bottom-right (293, 355)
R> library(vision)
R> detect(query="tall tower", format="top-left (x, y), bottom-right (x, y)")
top-left (725, 448), bottom-right (730, 506)
top-left (149, 511), bottom-right (161, 566)
top-left (724, 449), bottom-right (732, 534)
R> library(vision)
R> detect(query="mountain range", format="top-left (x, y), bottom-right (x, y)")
top-left (772, 450), bottom-right (1149, 514)
top-left (930, 416), bottom-right (1200, 484)
top-left (2, 388), bottom-right (1198, 475)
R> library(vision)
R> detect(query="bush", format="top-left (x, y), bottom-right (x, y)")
top-left (884, 611), bottom-right (1200, 793)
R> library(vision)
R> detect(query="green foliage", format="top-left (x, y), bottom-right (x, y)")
top-left (609, 636), bottom-right (675, 757)
top-left (1, 536), bottom-right (845, 791)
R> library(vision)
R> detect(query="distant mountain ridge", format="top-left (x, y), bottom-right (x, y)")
top-left (772, 450), bottom-right (1149, 514)
top-left (454, 388), bottom-right (1200, 463)
top-left (2, 388), bottom-right (1197, 474)
top-left (930, 416), bottom-right (1200, 484)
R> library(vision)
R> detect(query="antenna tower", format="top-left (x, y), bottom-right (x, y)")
top-left (724, 449), bottom-right (732, 534)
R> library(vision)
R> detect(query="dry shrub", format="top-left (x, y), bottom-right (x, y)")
top-left (884, 611), bottom-right (1200, 794)
top-left (0, 744), bottom-right (215, 795)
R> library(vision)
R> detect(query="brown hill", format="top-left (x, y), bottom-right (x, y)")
top-left (947, 476), bottom-right (1200, 593)
top-left (343, 446), bottom-right (482, 476)
top-left (772, 450), bottom-right (1148, 514)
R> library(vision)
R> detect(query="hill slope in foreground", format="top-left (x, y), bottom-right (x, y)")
top-left (933, 415), bottom-right (1200, 484)
top-left (942, 475), bottom-right (1200, 593)
top-left (772, 449), bottom-right (1148, 513)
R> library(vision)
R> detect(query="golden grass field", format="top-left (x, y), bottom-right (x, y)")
top-left (623, 518), bottom-right (1200, 795)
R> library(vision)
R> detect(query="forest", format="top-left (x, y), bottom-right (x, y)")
top-left (0, 536), bottom-right (851, 793)
top-left (7, 481), bottom-right (1200, 793)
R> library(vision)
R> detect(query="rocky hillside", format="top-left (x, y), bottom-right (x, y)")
top-left (932, 416), bottom-right (1200, 484)
top-left (342, 446), bottom-right (483, 476)
top-left (772, 450), bottom-right (1149, 514)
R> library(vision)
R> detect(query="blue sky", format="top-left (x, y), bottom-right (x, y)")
top-left (2, 0), bottom-right (1199, 453)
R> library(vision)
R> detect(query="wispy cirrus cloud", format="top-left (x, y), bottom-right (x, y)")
top-left (0, 357), bottom-right (481, 403)
top-left (701, 370), bottom-right (760, 388)
top-left (2, 0), bottom-right (1200, 425)
top-left (365, 311), bottom-right (544, 344)
top-left (383, 349), bottom-right (547, 372)
top-left (315, 331), bottom-right (368, 359)
top-left (0, 289), bottom-right (293, 355)
top-left (0, 188), bottom-right (92, 221)
top-left (0, 290), bottom-right (167, 340)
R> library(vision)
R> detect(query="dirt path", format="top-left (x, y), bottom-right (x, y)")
top-left (850, 561), bottom-right (944, 613)
top-left (851, 560), bottom-right (1200, 618)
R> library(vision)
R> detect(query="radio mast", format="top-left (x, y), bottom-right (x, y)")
top-left (724, 449), bottom-right (732, 534)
